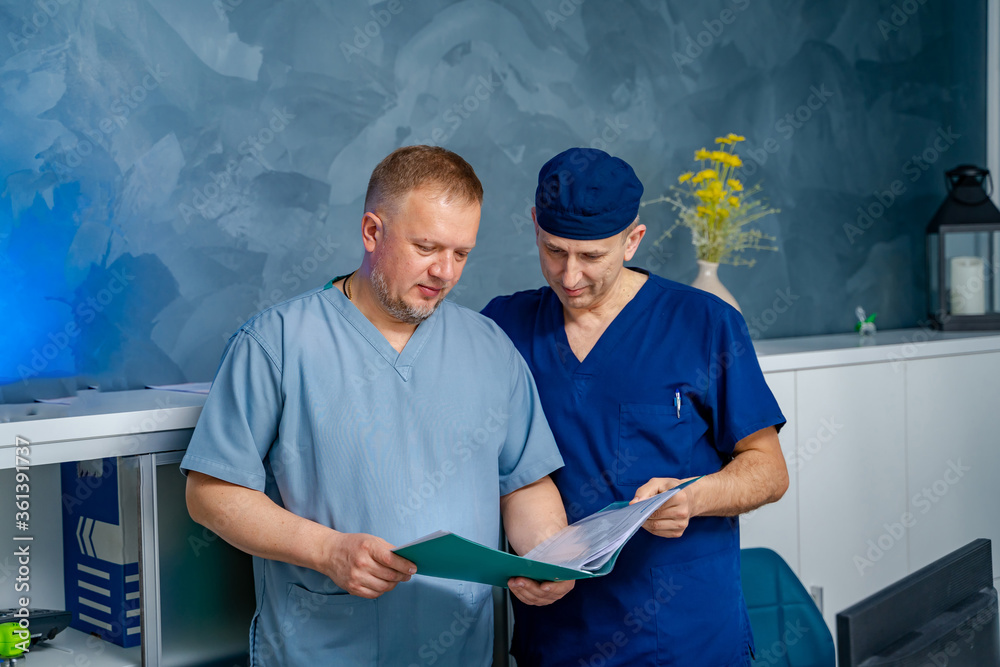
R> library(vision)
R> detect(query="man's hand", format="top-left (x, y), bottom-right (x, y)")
top-left (631, 477), bottom-right (696, 539)
top-left (321, 532), bottom-right (416, 599)
top-left (507, 577), bottom-right (575, 605)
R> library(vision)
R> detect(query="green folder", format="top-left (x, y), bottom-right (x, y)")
top-left (393, 477), bottom-right (701, 588)
top-left (393, 530), bottom-right (620, 588)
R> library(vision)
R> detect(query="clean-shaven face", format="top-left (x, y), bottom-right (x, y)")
top-left (370, 187), bottom-right (480, 324)
top-left (536, 225), bottom-right (633, 312)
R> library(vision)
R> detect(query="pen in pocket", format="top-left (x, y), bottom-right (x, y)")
top-left (674, 389), bottom-right (681, 418)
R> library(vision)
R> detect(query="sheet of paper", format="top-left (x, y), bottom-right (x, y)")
top-left (524, 486), bottom-right (685, 571)
top-left (146, 382), bottom-right (212, 394)
top-left (35, 397), bottom-right (78, 405)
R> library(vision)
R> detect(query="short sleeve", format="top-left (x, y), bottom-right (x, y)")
top-left (497, 346), bottom-right (564, 496)
top-left (180, 328), bottom-right (283, 491)
top-left (706, 309), bottom-right (786, 455)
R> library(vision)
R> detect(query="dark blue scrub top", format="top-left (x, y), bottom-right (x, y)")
top-left (483, 270), bottom-right (785, 667)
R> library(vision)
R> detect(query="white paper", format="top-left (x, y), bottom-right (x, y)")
top-left (146, 382), bottom-right (213, 394)
top-left (524, 486), bottom-right (686, 571)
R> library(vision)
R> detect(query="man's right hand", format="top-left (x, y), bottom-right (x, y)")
top-left (322, 532), bottom-right (416, 599)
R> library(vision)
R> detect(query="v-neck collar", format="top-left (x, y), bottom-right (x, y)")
top-left (319, 283), bottom-right (438, 381)
top-left (545, 269), bottom-right (654, 377)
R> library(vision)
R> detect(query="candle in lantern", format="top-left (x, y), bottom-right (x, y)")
top-left (949, 256), bottom-right (985, 315)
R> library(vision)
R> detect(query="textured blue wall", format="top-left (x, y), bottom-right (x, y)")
top-left (0, 0), bottom-right (987, 399)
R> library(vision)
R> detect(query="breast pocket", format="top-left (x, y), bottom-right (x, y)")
top-left (277, 584), bottom-right (378, 663)
top-left (617, 402), bottom-right (694, 486)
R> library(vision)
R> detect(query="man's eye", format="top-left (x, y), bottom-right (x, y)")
top-left (455, 252), bottom-right (469, 261)
top-left (417, 245), bottom-right (433, 252)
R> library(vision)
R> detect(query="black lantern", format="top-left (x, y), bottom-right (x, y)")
top-left (926, 165), bottom-right (1000, 330)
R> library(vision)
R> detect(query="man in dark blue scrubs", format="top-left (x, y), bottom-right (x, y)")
top-left (482, 148), bottom-right (789, 666)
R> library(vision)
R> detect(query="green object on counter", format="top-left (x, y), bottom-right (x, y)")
top-left (0, 622), bottom-right (27, 659)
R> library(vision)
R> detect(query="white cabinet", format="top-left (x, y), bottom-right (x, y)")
top-left (747, 331), bottom-right (1000, 638)
top-left (794, 363), bottom-right (908, 632)
top-left (0, 390), bottom-right (251, 666)
top-left (904, 353), bottom-right (1000, 583)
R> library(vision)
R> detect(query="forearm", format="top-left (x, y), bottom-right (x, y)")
top-left (689, 445), bottom-right (788, 517)
top-left (186, 471), bottom-right (336, 573)
top-left (500, 476), bottom-right (568, 555)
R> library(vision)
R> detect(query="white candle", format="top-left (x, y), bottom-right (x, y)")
top-left (950, 256), bottom-right (985, 315)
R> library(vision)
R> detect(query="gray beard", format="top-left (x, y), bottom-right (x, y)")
top-left (370, 263), bottom-right (441, 325)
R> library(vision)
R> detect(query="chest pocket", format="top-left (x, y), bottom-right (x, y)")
top-left (617, 402), bottom-right (694, 486)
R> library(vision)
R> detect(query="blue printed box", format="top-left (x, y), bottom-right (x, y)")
top-left (61, 458), bottom-right (141, 648)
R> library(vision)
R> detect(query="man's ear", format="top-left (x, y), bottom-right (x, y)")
top-left (532, 207), bottom-right (539, 238)
top-left (623, 224), bottom-right (647, 261)
top-left (361, 212), bottom-right (382, 253)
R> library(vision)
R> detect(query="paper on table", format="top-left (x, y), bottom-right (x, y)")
top-left (146, 382), bottom-right (212, 394)
top-left (524, 480), bottom-right (694, 572)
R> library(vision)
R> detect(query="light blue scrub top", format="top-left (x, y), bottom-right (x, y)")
top-left (181, 284), bottom-right (563, 666)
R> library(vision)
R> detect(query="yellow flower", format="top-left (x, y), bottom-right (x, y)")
top-left (727, 179), bottom-right (743, 192)
top-left (710, 150), bottom-right (730, 163)
top-left (729, 196), bottom-right (740, 207)
top-left (678, 172), bottom-right (693, 184)
top-left (726, 133), bottom-right (745, 143)
top-left (694, 148), bottom-right (712, 161)
top-left (691, 169), bottom-right (718, 184)
top-left (728, 155), bottom-right (743, 168)
top-left (696, 205), bottom-right (712, 217)
top-left (714, 136), bottom-right (731, 145)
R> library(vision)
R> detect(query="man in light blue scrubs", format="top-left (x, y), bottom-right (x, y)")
top-left (182, 146), bottom-right (574, 665)
top-left (483, 148), bottom-right (789, 666)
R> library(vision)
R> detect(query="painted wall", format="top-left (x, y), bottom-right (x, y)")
top-left (0, 0), bottom-right (987, 399)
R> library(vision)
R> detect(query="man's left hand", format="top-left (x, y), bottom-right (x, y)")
top-left (507, 577), bottom-right (575, 605)
top-left (632, 477), bottom-right (696, 538)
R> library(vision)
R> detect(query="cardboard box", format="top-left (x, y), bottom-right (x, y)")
top-left (61, 457), bottom-right (141, 648)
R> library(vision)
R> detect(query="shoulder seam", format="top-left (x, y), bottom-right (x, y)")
top-left (240, 326), bottom-right (282, 375)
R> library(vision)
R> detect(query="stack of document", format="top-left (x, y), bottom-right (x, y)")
top-left (393, 477), bottom-right (700, 588)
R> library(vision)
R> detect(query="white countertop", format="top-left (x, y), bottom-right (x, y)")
top-left (0, 389), bottom-right (206, 468)
top-left (754, 328), bottom-right (1000, 373)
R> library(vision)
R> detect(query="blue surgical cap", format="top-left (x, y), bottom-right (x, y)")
top-left (534, 147), bottom-right (644, 240)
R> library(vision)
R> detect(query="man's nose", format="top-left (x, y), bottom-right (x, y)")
top-left (562, 256), bottom-right (583, 287)
top-left (429, 253), bottom-right (455, 282)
